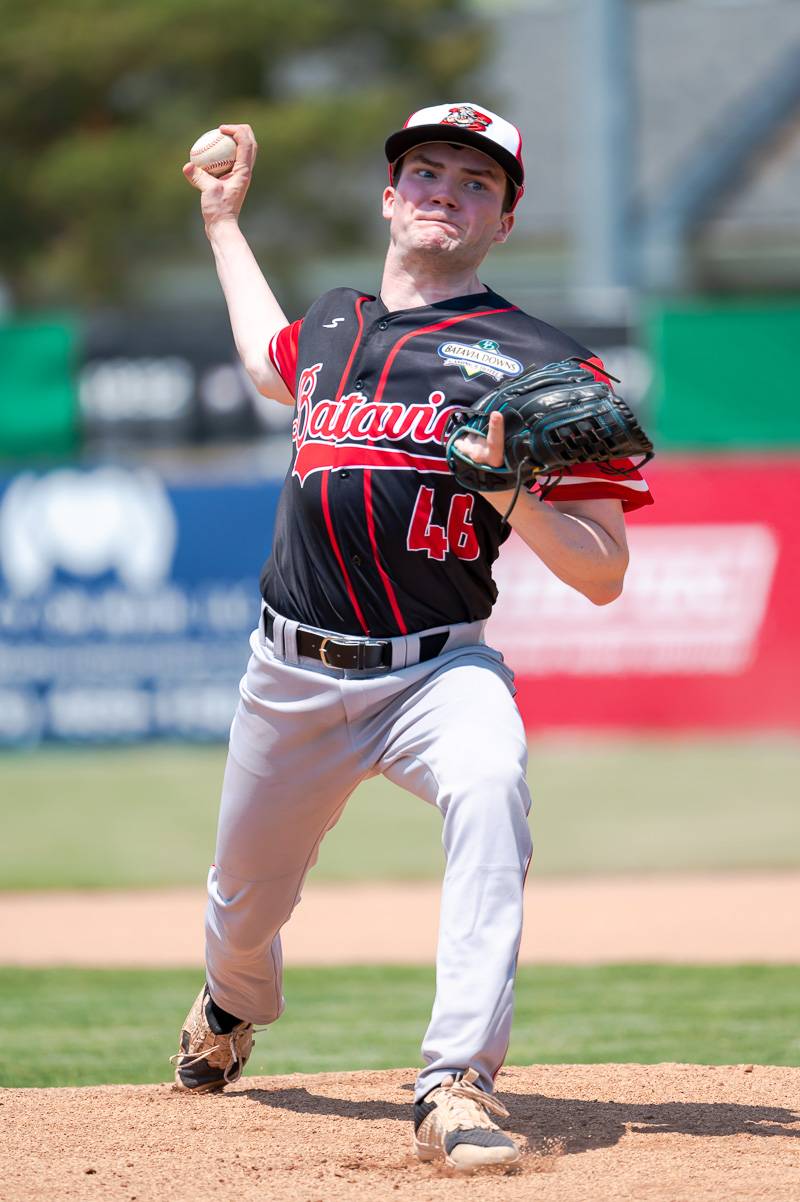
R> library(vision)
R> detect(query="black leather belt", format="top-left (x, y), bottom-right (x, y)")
top-left (263, 611), bottom-right (449, 671)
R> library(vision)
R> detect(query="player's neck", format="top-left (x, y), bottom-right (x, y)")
top-left (379, 246), bottom-right (487, 312)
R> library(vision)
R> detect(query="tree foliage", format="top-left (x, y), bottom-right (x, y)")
top-left (0, 0), bottom-right (487, 307)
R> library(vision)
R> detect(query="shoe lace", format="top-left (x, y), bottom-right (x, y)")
top-left (438, 1075), bottom-right (510, 1132)
top-left (169, 1024), bottom-right (257, 1079)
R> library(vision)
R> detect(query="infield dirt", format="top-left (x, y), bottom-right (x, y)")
top-left (5, 1063), bottom-right (799, 1202)
top-left (4, 872), bottom-right (800, 966)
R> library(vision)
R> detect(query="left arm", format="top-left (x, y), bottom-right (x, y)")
top-left (488, 489), bottom-right (628, 605)
top-left (457, 411), bottom-right (629, 606)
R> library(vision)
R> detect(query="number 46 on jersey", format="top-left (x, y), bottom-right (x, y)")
top-left (406, 486), bottom-right (480, 562)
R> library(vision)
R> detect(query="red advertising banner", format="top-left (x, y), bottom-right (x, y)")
top-left (487, 457), bottom-right (800, 731)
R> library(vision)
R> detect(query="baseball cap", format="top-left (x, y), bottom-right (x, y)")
top-left (385, 102), bottom-right (525, 205)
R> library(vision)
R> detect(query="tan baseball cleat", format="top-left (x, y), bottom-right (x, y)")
top-left (171, 985), bottom-right (254, 1092)
top-left (413, 1068), bottom-right (522, 1172)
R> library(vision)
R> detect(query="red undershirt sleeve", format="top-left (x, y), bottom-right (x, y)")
top-left (267, 319), bottom-right (304, 397)
top-left (532, 354), bottom-right (655, 512)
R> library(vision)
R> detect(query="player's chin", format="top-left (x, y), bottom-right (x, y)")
top-left (411, 223), bottom-right (461, 252)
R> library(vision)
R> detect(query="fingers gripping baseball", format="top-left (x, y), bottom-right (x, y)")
top-left (182, 124), bottom-right (258, 225)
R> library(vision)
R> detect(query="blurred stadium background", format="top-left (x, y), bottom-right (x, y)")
top-left (1, 0), bottom-right (799, 1086)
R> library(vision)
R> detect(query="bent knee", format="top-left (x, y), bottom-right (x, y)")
top-left (440, 758), bottom-right (531, 821)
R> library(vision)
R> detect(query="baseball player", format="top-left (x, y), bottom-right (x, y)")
top-left (173, 102), bottom-right (653, 1171)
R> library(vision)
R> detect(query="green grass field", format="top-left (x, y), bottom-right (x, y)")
top-left (3, 738), bottom-right (798, 1089)
top-left (2, 964), bottom-right (798, 1088)
top-left (1, 737), bottom-right (799, 889)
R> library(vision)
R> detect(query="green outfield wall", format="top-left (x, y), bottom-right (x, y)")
top-left (0, 319), bottom-right (78, 457)
top-left (646, 299), bottom-right (800, 448)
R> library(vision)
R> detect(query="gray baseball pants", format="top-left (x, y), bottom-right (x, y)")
top-left (205, 608), bottom-right (533, 1100)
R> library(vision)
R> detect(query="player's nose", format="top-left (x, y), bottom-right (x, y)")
top-left (430, 177), bottom-right (460, 208)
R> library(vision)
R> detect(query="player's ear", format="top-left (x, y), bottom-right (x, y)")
top-left (493, 212), bottom-right (514, 245)
top-left (382, 186), bottom-right (396, 221)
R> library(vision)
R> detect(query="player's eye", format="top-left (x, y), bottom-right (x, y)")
top-left (416, 168), bottom-right (436, 179)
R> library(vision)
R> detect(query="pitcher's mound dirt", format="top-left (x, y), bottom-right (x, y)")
top-left (4, 1063), bottom-right (799, 1202)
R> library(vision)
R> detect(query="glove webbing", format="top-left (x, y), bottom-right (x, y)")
top-left (519, 360), bottom-right (650, 520)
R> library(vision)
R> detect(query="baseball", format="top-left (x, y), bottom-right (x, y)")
top-left (189, 128), bottom-right (237, 178)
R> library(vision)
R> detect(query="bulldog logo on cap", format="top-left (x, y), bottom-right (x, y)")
top-left (440, 105), bottom-right (492, 133)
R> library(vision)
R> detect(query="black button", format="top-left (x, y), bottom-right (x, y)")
top-left (351, 554), bottom-right (362, 566)
top-left (378, 321), bottom-right (388, 331)
top-left (354, 379), bottom-right (364, 389)
top-left (339, 470), bottom-right (350, 479)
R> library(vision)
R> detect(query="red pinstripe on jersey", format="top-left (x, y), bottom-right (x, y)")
top-left (364, 305), bottom-right (517, 629)
top-left (363, 469), bottom-right (407, 634)
top-left (335, 297), bottom-right (369, 401)
top-left (320, 469), bottom-right (370, 635)
top-left (319, 296), bottom-right (373, 634)
top-left (373, 307), bottom-right (516, 404)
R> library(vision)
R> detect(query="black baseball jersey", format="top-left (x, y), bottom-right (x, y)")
top-left (261, 287), bottom-right (652, 638)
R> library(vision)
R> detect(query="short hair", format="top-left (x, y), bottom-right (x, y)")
top-left (393, 150), bottom-right (516, 214)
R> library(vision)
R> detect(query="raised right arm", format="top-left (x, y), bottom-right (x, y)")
top-left (183, 123), bottom-right (295, 406)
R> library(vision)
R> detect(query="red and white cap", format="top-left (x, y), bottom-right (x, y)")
top-left (385, 102), bottom-right (525, 206)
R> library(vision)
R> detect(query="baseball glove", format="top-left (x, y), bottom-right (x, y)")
top-left (444, 358), bottom-right (654, 520)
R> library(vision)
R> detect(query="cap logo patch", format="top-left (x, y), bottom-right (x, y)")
top-left (440, 105), bottom-right (492, 133)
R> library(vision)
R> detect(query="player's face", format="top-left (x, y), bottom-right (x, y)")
top-left (382, 143), bottom-right (514, 268)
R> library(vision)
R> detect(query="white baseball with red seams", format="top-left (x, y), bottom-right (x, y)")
top-left (189, 129), bottom-right (237, 178)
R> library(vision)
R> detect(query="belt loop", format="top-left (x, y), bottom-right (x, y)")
top-left (390, 636), bottom-right (408, 671)
top-left (405, 633), bottom-right (421, 667)
top-left (270, 612), bottom-right (286, 659)
top-left (282, 619), bottom-right (299, 664)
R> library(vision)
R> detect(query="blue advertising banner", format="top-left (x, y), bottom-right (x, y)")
top-left (0, 467), bottom-right (282, 744)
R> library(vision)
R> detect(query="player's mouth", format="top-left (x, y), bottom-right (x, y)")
top-left (417, 215), bottom-right (462, 233)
